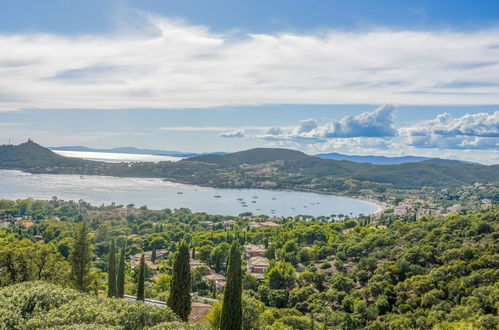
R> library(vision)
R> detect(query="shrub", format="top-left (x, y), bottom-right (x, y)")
top-left (0, 281), bottom-right (182, 330)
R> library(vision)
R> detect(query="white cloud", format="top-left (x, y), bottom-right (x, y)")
top-left (257, 104), bottom-right (396, 141)
top-left (403, 111), bottom-right (499, 149)
top-left (2, 13), bottom-right (499, 110)
top-left (219, 129), bottom-right (245, 138)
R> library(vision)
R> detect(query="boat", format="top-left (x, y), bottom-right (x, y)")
top-left (272, 197), bottom-right (276, 200)
top-left (214, 195), bottom-right (221, 198)
top-left (79, 176), bottom-right (84, 179)
top-left (237, 198), bottom-right (243, 201)
top-left (252, 196), bottom-right (258, 199)
top-left (242, 204), bottom-right (248, 207)
top-left (251, 201), bottom-right (256, 203)
top-left (177, 192), bottom-right (183, 194)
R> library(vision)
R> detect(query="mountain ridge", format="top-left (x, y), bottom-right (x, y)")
top-left (1, 142), bottom-right (498, 191)
top-left (49, 145), bottom-right (478, 165)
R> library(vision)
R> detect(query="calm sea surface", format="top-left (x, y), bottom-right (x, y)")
top-left (0, 169), bottom-right (379, 217)
top-left (52, 150), bottom-right (184, 163)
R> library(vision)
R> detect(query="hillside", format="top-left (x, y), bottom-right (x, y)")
top-left (185, 147), bottom-right (499, 189)
top-left (0, 140), bottom-right (93, 169)
top-left (1, 142), bottom-right (498, 191)
top-left (315, 152), bottom-right (430, 164)
top-left (1, 200), bottom-right (497, 330)
top-left (187, 148), bottom-right (317, 165)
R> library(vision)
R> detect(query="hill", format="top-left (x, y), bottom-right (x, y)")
top-left (0, 140), bottom-right (93, 170)
top-left (314, 152), bottom-right (430, 164)
top-left (1, 142), bottom-right (498, 191)
top-left (184, 147), bottom-right (499, 189)
top-left (187, 148), bottom-right (317, 165)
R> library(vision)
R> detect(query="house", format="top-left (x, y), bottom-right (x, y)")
top-left (248, 221), bottom-right (261, 229)
top-left (248, 221), bottom-right (280, 229)
top-left (245, 244), bottom-right (266, 258)
top-left (223, 220), bottom-right (235, 228)
top-left (203, 274), bottom-right (226, 292)
top-left (188, 302), bottom-right (212, 325)
top-left (190, 258), bottom-right (207, 270)
top-left (260, 221), bottom-right (280, 227)
top-left (130, 249), bottom-right (168, 272)
top-left (247, 256), bottom-right (269, 279)
top-left (394, 204), bottom-right (411, 217)
top-left (21, 221), bottom-right (34, 228)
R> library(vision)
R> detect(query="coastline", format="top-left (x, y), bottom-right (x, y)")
top-left (0, 169), bottom-right (381, 217)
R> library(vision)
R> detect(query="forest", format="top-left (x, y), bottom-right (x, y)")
top-left (0, 198), bottom-right (497, 329)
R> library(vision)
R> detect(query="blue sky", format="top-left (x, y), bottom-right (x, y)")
top-left (0, 1), bottom-right (498, 163)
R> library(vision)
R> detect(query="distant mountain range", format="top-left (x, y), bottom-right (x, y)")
top-left (50, 145), bottom-right (467, 165)
top-left (49, 146), bottom-right (226, 158)
top-left (3, 141), bottom-right (497, 191)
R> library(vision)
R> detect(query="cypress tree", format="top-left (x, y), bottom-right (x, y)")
top-left (136, 254), bottom-right (145, 301)
top-left (69, 221), bottom-right (92, 292)
top-left (167, 240), bottom-right (191, 321)
top-left (117, 240), bottom-right (126, 298)
top-left (220, 241), bottom-right (243, 330)
top-left (191, 246), bottom-right (196, 259)
top-left (152, 248), bottom-right (157, 264)
top-left (214, 253), bottom-right (222, 273)
top-left (107, 238), bottom-right (117, 298)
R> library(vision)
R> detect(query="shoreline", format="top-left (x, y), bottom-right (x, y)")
top-left (0, 169), bottom-right (381, 217)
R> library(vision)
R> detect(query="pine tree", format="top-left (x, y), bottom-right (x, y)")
top-left (191, 246), bottom-right (196, 259)
top-left (167, 240), bottom-right (191, 321)
top-left (136, 254), bottom-right (145, 301)
top-left (107, 238), bottom-right (117, 297)
top-left (69, 221), bottom-right (92, 292)
top-left (117, 240), bottom-right (126, 298)
top-left (220, 241), bottom-right (243, 330)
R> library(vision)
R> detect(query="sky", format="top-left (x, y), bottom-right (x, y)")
top-left (0, 0), bottom-right (498, 164)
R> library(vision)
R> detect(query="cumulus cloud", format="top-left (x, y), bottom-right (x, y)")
top-left (403, 111), bottom-right (499, 149)
top-left (2, 12), bottom-right (499, 111)
top-left (257, 104), bottom-right (396, 141)
top-left (219, 129), bottom-right (245, 138)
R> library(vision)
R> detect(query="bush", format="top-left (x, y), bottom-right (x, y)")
top-left (0, 281), bottom-right (182, 329)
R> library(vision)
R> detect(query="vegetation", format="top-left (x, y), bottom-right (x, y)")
top-left (136, 254), bottom-right (145, 301)
top-left (168, 240), bottom-right (192, 321)
top-left (0, 197), bottom-right (497, 329)
top-left (69, 222), bottom-right (92, 292)
top-left (108, 238), bottom-right (117, 298)
top-left (0, 281), bottom-right (187, 329)
top-left (2, 142), bottom-right (498, 196)
top-left (220, 241), bottom-right (243, 330)
top-left (117, 240), bottom-right (126, 298)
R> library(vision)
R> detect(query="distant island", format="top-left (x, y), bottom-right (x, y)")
top-left (2, 141), bottom-right (498, 197)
